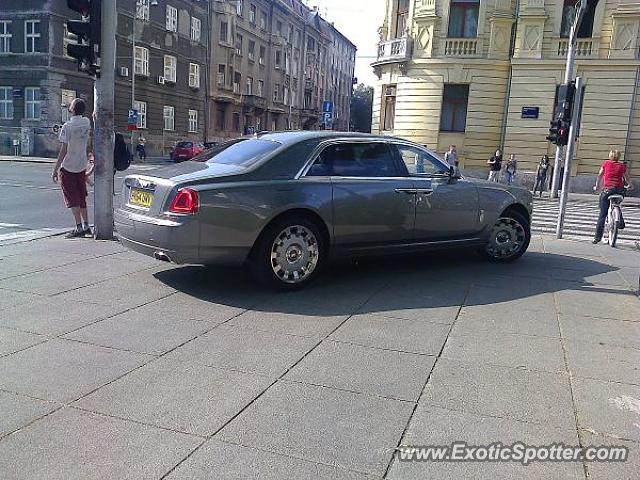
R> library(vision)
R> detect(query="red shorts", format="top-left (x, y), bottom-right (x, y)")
top-left (60, 168), bottom-right (88, 208)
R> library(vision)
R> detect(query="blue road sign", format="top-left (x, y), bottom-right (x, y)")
top-left (322, 101), bottom-right (333, 113)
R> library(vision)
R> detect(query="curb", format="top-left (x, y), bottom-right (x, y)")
top-left (0, 157), bottom-right (56, 164)
top-left (0, 228), bottom-right (69, 246)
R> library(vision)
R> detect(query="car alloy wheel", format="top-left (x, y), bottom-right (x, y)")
top-left (270, 225), bottom-right (320, 284)
top-left (485, 216), bottom-right (527, 260)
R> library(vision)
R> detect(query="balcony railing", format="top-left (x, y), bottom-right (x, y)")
top-left (376, 36), bottom-right (411, 63)
top-left (557, 39), bottom-right (596, 58)
top-left (444, 38), bottom-right (479, 57)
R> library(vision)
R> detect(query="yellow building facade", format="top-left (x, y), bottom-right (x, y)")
top-left (372, 0), bottom-right (640, 190)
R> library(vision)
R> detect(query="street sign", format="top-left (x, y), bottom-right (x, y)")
top-left (521, 106), bottom-right (539, 119)
top-left (322, 101), bottom-right (333, 113)
top-left (127, 109), bottom-right (138, 131)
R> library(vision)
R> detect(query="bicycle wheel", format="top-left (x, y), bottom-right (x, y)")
top-left (609, 207), bottom-right (619, 248)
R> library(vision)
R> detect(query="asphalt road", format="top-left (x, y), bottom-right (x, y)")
top-left (0, 161), bottom-right (165, 241)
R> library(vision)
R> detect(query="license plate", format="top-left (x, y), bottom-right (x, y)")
top-left (129, 188), bottom-right (153, 208)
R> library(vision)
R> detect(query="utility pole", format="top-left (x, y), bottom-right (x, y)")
top-left (93, 0), bottom-right (116, 240)
top-left (556, 76), bottom-right (584, 238)
top-left (550, 0), bottom-right (586, 198)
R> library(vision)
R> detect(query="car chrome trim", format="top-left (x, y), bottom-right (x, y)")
top-left (347, 237), bottom-right (483, 252)
top-left (394, 188), bottom-right (417, 194)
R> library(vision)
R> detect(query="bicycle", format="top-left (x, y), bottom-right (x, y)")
top-left (603, 191), bottom-right (626, 248)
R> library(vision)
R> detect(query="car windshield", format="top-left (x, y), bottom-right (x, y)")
top-left (193, 138), bottom-right (281, 167)
top-left (176, 142), bottom-right (193, 148)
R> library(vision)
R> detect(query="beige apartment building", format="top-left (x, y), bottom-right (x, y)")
top-left (207, 0), bottom-right (356, 142)
top-left (372, 0), bottom-right (640, 190)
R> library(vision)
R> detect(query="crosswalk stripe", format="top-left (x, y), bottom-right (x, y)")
top-left (531, 199), bottom-right (639, 244)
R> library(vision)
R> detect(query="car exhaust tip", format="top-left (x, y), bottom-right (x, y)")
top-left (153, 251), bottom-right (171, 262)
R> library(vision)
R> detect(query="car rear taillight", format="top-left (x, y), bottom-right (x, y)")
top-left (169, 188), bottom-right (199, 214)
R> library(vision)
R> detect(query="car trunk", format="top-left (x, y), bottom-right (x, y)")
top-left (120, 161), bottom-right (247, 217)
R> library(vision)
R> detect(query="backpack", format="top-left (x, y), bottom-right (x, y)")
top-left (114, 132), bottom-right (132, 171)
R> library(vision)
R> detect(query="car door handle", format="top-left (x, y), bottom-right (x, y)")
top-left (395, 188), bottom-right (417, 194)
top-left (416, 188), bottom-right (434, 195)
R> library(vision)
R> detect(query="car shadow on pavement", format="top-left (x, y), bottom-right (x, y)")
top-left (152, 250), bottom-right (636, 317)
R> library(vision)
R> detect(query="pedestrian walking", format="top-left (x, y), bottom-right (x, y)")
top-left (136, 135), bottom-right (146, 161)
top-left (533, 155), bottom-right (550, 197)
top-left (592, 149), bottom-right (634, 244)
top-left (52, 98), bottom-right (92, 238)
top-left (487, 149), bottom-right (502, 182)
top-left (444, 145), bottom-right (459, 177)
top-left (505, 154), bottom-right (517, 185)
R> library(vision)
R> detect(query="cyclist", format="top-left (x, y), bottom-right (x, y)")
top-left (593, 149), bottom-right (634, 244)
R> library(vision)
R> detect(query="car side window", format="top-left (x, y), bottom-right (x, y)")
top-left (396, 145), bottom-right (448, 175)
top-left (306, 142), bottom-right (399, 177)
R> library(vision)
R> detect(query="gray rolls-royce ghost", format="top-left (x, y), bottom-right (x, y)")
top-left (116, 131), bottom-right (533, 289)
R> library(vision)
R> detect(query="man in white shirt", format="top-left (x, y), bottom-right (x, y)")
top-left (52, 98), bottom-right (92, 238)
top-left (444, 145), bottom-right (459, 177)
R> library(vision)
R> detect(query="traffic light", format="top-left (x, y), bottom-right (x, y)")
top-left (547, 119), bottom-right (562, 145)
top-left (556, 83), bottom-right (576, 123)
top-left (66, 0), bottom-right (101, 76)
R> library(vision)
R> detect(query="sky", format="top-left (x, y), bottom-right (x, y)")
top-left (309, 0), bottom-right (385, 86)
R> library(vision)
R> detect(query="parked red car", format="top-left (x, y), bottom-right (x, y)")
top-left (171, 141), bottom-right (204, 162)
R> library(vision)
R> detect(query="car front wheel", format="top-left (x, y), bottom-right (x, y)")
top-left (483, 211), bottom-right (530, 262)
top-left (250, 216), bottom-right (324, 289)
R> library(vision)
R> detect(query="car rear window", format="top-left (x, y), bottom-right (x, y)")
top-left (176, 142), bottom-right (193, 148)
top-left (201, 138), bottom-right (281, 167)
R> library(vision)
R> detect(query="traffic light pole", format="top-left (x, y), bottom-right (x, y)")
top-left (550, 0), bottom-right (586, 199)
top-left (93, 0), bottom-right (116, 240)
top-left (556, 76), bottom-right (584, 239)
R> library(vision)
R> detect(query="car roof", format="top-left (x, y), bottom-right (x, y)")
top-left (255, 130), bottom-right (412, 146)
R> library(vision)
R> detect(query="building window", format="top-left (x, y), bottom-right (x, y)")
top-left (220, 20), bottom-right (228, 43)
top-left (233, 72), bottom-right (241, 94)
top-left (440, 84), bottom-right (469, 132)
top-left (236, 33), bottom-right (243, 56)
top-left (217, 64), bottom-right (226, 86)
top-left (188, 109), bottom-right (198, 133)
top-left (189, 63), bottom-right (200, 88)
top-left (249, 4), bottom-right (257, 24)
top-left (237, 0), bottom-right (244, 16)
top-left (394, 0), bottom-right (409, 38)
top-left (24, 20), bottom-right (40, 53)
top-left (136, 0), bottom-right (150, 21)
top-left (284, 87), bottom-right (290, 106)
top-left (164, 55), bottom-right (177, 82)
top-left (275, 50), bottom-right (282, 69)
top-left (246, 76), bottom-right (253, 95)
top-left (257, 80), bottom-right (264, 97)
top-left (260, 11), bottom-right (267, 30)
top-left (447, 0), bottom-right (479, 38)
top-left (0, 87), bottom-right (13, 119)
top-left (233, 112), bottom-right (241, 132)
top-left (217, 106), bottom-right (225, 130)
top-left (273, 84), bottom-right (280, 103)
top-left (0, 21), bottom-right (11, 53)
top-left (276, 20), bottom-right (283, 36)
top-left (560, 0), bottom-right (595, 38)
top-left (248, 40), bottom-right (255, 61)
top-left (382, 85), bottom-right (396, 131)
top-left (61, 89), bottom-right (76, 123)
top-left (133, 100), bottom-right (147, 129)
top-left (191, 17), bottom-right (201, 42)
top-left (166, 5), bottom-right (178, 32)
top-left (259, 45), bottom-right (266, 65)
top-left (163, 105), bottom-right (174, 131)
top-left (134, 46), bottom-right (149, 76)
top-left (25, 87), bottom-right (41, 120)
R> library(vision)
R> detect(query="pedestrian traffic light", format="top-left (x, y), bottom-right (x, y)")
top-left (66, 0), bottom-right (101, 76)
top-left (547, 119), bottom-right (562, 145)
top-left (556, 82), bottom-right (576, 124)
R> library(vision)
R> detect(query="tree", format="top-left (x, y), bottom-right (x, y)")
top-left (350, 84), bottom-right (374, 133)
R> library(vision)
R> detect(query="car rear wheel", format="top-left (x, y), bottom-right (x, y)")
top-left (250, 216), bottom-right (324, 290)
top-left (483, 211), bottom-right (530, 262)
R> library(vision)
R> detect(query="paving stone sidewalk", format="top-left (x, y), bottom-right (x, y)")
top-left (0, 235), bottom-right (638, 479)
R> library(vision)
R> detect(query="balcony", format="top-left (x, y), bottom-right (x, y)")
top-left (556, 38), bottom-right (598, 58)
top-left (444, 38), bottom-right (480, 57)
top-left (243, 94), bottom-right (267, 110)
top-left (374, 37), bottom-right (411, 64)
